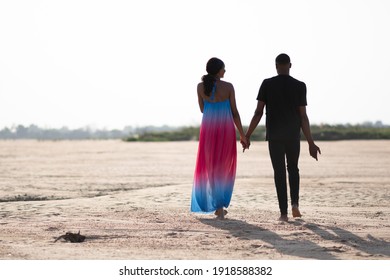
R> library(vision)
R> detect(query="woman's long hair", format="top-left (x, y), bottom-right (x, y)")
top-left (201, 57), bottom-right (225, 96)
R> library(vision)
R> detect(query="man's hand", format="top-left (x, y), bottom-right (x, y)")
top-left (309, 143), bottom-right (321, 161)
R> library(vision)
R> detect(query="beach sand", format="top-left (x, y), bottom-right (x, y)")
top-left (0, 140), bottom-right (389, 260)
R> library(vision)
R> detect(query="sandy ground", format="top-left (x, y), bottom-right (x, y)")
top-left (0, 140), bottom-right (389, 260)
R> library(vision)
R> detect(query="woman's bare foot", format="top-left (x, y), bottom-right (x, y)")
top-left (278, 214), bottom-right (288, 222)
top-left (214, 208), bottom-right (227, 219)
top-left (292, 205), bottom-right (302, 218)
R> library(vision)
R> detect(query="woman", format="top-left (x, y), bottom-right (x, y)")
top-left (191, 57), bottom-right (247, 219)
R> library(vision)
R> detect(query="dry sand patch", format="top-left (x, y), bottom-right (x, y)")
top-left (0, 140), bottom-right (389, 259)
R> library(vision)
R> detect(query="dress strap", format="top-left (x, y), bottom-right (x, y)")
top-left (210, 83), bottom-right (217, 101)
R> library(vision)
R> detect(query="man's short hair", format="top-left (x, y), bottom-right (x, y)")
top-left (275, 53), bottom-right (290, 65)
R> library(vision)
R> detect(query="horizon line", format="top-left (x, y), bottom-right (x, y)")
top-left (0, 120), bottom-right (389, 131)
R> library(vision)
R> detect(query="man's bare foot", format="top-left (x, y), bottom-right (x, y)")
top-left (214, 208), bottom-right (227, 219)
top-left (292, 205), bottom-right (302, 218)
top-left (278, 214), bottom-right (288, 222)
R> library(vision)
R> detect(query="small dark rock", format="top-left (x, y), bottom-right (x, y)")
top-left (54, 231), bottom-right (86, 243)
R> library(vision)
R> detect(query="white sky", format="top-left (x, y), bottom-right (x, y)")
top-left (1, 0), bottom-right (389, 129)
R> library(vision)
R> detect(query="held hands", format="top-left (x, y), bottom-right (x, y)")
top-left (309, 142), bottom-right (321, 161)
top-left (240, 135), bottom-right (250, 153)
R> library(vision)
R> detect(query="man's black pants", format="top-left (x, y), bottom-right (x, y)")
top-left (268, 139), bottom-right (300, 215)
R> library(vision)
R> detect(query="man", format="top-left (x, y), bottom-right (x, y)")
top-left (245, 53), bottom-right (321, 222)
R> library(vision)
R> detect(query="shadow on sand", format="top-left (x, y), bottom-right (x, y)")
top-left (199, 218), bottom-right (390, 259)
top-left (302, 222), bottom-right (390, 258)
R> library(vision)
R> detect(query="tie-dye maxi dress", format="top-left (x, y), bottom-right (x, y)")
top-left (191, 84), bottom-right (237, 213)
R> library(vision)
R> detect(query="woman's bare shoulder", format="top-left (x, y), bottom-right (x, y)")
top-left (218, 80), bottom-right (234, 88)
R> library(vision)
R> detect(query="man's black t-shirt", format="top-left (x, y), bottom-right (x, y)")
top-left (257, 75), bottom-right (307, 141)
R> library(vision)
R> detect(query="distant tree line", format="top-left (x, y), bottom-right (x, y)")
top-left (0, 124), bottom-right (175, 140)
top-left (309, 123), bottom-right (390, 141)
top-left (124, 122), bottom-right (390, 142)
top-left (0, 124), bottom-right (126, 140)
top-left (1, 122), bottom-right (389, 141)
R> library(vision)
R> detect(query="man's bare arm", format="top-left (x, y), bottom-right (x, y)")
top-left (245, 101), bottom-right (265, 149)
top-left (299, 106), bottom-right (321, 160)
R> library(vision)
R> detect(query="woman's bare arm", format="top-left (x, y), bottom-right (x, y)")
top-left (197, 83), bottom-right (204, 113)
top-left (228, 84), bottom-right (247, 148)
